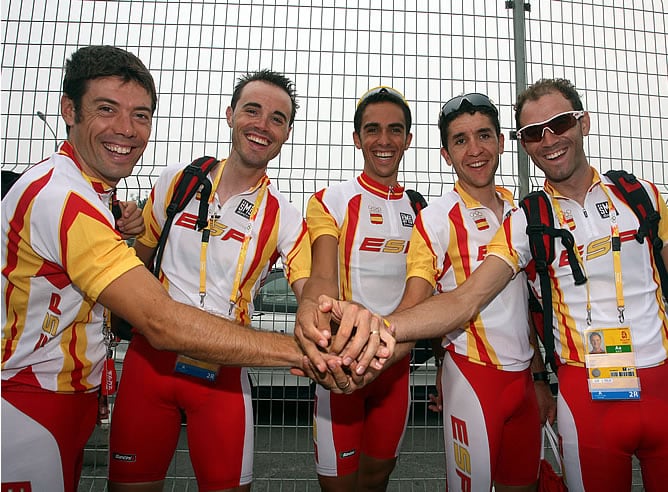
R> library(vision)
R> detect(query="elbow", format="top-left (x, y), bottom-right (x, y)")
top-left (129, 304), bottom-right (178, 352)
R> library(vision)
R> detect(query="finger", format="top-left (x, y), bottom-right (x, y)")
top-left (325, 357), bottom-right (355, 394)
top-left (295, 333), bottom-right (328, 374)
top-left (296, 300), bottom-right (331, 347)
top-left (375, 320), bottom-right (396, 362)
top-left (329, 301), bottom-right (362, 356)
top-left (294, 304), bottom-right (330, 373)
top-left (346, 361), bottom-right (366, 385)
top-left (119, 200), bottom-right (136, 217)
top-left (299, 355), bottom-right (329, 385)
top-left (317, 295), bottom-right (337, 318)
top-left (289, 367), bottom-right (307, 377)
top-left (350, 317), bottom-right (384, 375)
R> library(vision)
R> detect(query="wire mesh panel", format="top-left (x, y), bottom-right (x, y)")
top-left (2, 1), bottom-right (663, 490)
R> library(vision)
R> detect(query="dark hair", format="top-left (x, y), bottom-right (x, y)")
top-left (514, 78), bottom-right (583, 129)
top-left (231, 69), bottom-right (299, 126)
top-left (353, 88), bottom-right (412, 135)
top-left (438, 97), bottom-right (500, 151)
top-left (589, 332), bottom-right (602, 342)
top-left (63, 46), bottom-right (157, 120)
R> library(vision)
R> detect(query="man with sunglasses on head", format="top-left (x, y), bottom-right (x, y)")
top-left (393, 92), bottom-right (555, 491)
top-left (294, 86), bottom-right (417, 491)
top-left (320, 77), bottom-right (668, 491)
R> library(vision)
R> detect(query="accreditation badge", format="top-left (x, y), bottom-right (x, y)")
top-left (174, 354), bottom-right (221, 382)
top-left (584, 327), bottom-right (640, 400)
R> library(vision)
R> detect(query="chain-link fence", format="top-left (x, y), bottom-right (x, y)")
top-left (2, 1), bottom-right (663, 489)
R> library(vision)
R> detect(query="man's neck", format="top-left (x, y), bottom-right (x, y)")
top-left (547, 165), bottom-right (594, 206)
top-left (216, 155), bottom-right (267, 204)
top-left (363, 170), bottom-right (400, 189)
top-left (459, 182), bottom-right (504, 222)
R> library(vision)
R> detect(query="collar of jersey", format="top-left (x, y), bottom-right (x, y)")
top-left (543, 165), bottom-right (600, 200)
top-left (454, 181), bottom-right (515, 209)
top-left (357, 172), bottom-right (405, 200)
top-left (58, 140), bottom-right (113, 195)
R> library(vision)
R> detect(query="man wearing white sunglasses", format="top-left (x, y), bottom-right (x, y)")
top-left (510, 79), bottom-right (668, 490)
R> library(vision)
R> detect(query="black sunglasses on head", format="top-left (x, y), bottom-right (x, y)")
top-left (517, 110), bottom-right (585, 143)
top-left (440, 93), bottom-right (498, 118)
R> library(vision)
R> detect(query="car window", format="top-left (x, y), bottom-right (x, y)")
top-left (254, 271), bottom-right (298, 314)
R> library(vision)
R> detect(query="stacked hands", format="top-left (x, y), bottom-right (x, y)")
top-left (291, 295), bottom-right (396, 394)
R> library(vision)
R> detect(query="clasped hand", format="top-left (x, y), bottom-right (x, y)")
top-left (291, 295), bottom-right (396, 394)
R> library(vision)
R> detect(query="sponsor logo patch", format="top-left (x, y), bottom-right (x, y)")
top-left (236, 199), bottom-right (254, 219)
top-left (400, 212), bottom-right (413, 228)
top-left (596, 201), bottom-right (610, 219)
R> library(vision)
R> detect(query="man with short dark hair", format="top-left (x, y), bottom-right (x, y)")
top-left (296, 86), bottom-right (416, 491)
top-left (108, 69), bottom-right (312, 491)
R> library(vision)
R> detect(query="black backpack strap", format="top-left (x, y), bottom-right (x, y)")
top-left (405, 189), bottom-right (428, 215)
top-left (404, 188), bottom-right (432, 368)
top-left (1, 170), bottom-right (23, 199)
top-left (604, 170), bottom-right (667, 299)
top-left (520, 191), bottom-right (587, 373)
top-left (152, 156), bottom-right (218, 276)
top-left (521, 191), bottom-right (558, 373)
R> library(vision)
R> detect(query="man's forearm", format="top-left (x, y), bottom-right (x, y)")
top-left (387, 256), bottom-right (514, 343)
top-left (100, 266), bottom-right (304, 368)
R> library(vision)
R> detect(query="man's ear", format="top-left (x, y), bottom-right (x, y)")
top-left (580, 111), bottom-right (591, 137)
top-left (440, 147), bottom-right (453, 167)
top-left (404, 132), bottom-right (413, 150)
top-left (353, 131), bottom-right (362, 149)
top-left (61, 95), bottom-right (76, 126)
top-left (226, 106), bottom-right (233, 128)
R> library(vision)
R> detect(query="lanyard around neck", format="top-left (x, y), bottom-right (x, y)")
top-left (197, 163), bottom-right (225, 307)
top-left (196, 168), bottom-right (269, 316)
top-left (550, 186), bottom-right (625, 325)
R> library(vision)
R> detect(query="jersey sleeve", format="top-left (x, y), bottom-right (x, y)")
top-left (59, 192), bottom-right (143, 301)
top-left (306, 189), bottom-right (340, 243)
top-left (486, 207), bottom-right (531, 274)
top-left (645, 181), bottom-right (668, 247)
top-left (406, 211), bottom-right (441, 287)
top-left (279, 202), bottom-right (312, 285)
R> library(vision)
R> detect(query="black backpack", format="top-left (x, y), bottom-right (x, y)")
top-left (113, 156), bottom-right (219, 340)
top-left (521, 170), bottom-right (667, 373)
